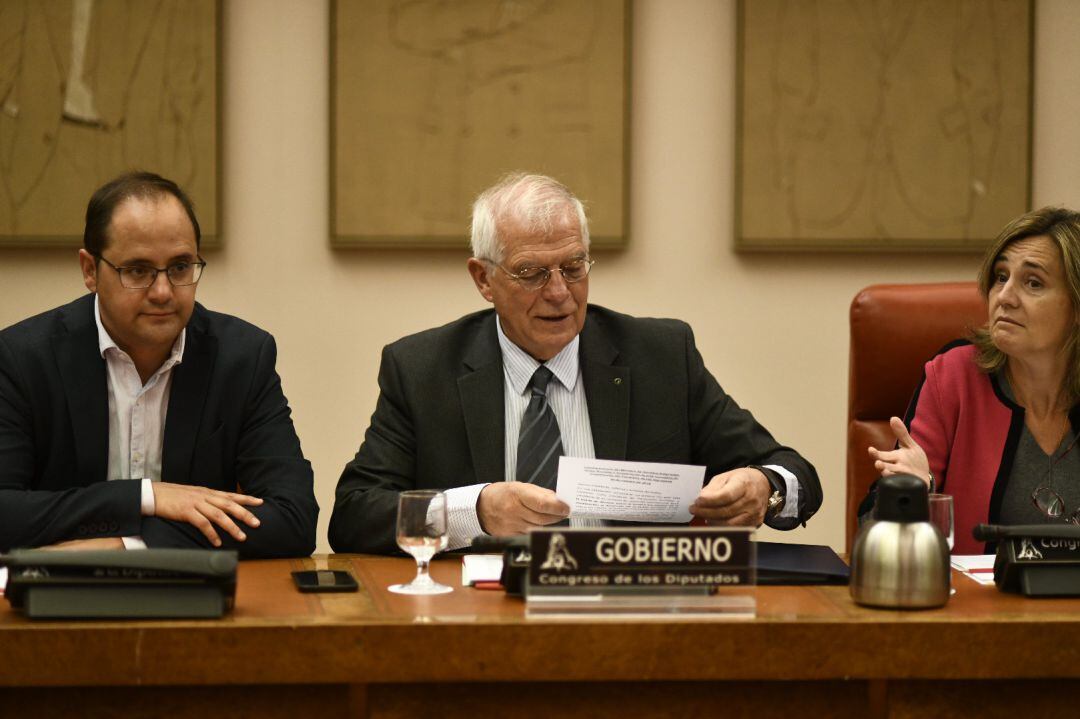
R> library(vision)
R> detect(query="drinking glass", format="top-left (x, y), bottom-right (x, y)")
top-left (928, 493), bottom-right (955, 594)
top-left (389, 490), bottom-right (453, 595)
top-left (928, 493), bottom-right (954, 551)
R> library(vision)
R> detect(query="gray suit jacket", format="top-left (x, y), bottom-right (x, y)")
top-left (329, 305), bottom-right (821, 553)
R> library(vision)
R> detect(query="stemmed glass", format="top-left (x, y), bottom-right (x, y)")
top-left (389, 490), bottom-right (453, 595)
top-left (928, 493), bottom-right (955, 594)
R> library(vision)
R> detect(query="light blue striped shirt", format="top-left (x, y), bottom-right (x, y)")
top-left (443, 318), bottom-right (601, 548)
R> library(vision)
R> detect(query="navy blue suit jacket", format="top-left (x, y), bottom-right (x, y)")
top-left (0, 294), bottom-right (317, 556)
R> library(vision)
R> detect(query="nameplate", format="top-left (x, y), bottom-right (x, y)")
top-left (1011, 536), bottom-right (1080, 562)
top-left (528, 527), bottom-right (753, 592)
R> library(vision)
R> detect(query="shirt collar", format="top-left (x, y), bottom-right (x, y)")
top-left (495, 315), bottom-right (579, 395)
top-left (94, 294), bottom-right (186, 371)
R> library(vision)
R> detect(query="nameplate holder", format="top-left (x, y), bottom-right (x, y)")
top-left (1001, 534), bottom-right (1080, 597)
top-left (974, 524), bottom-right (1080, 597)
top-left (525, 527), bottom-right (756, 618)
top-left (2, 549), bottom-right (237, 619)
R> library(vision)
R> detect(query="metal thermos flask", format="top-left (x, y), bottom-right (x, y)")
top-left (849, 474), bottom-right (950, 609)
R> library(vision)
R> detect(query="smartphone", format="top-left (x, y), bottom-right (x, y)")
top-left (291, 570), bottom-right (359, 593)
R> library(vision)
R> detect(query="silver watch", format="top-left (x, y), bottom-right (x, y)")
top-left (766, 489), bottom-right (785, 517)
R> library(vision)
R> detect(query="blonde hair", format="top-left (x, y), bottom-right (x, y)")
top-left (972, 206), bottom-right (1080, 398)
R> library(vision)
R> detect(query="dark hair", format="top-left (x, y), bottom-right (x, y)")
top-left (972, 206), bottom-right (1080, 398)
top-left (83, 171), bottom-right (201, 256)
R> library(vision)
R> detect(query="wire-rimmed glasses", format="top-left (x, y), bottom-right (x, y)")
top-left (1031, 431), bottom-right (1080, 524)
top-left (98, 255), bottom-right (206, 289)
top-left (488, 257), bottom-right (594, 291)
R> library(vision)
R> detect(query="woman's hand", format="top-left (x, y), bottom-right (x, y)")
top-left (868, 416), bottom-right (932, 487)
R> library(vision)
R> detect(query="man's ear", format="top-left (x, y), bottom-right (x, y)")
top-left (467, 257), bottom-right (495, 303)
top-left (78, 249), bottom-right (98, 293)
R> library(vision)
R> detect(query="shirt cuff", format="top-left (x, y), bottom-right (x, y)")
top-left (762, 464), bottom-right (799, 522)
top-left (141, 478), bottom-right (156, 516)
top-left (121, 536), bottom-right (147, 550)
top-left (441, 483), bottom-right (489, 551)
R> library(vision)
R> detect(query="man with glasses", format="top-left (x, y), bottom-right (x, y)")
top-left (0, 172), bottom-right (318, 555)
top-left (330, 173), bottom-right (821, 553)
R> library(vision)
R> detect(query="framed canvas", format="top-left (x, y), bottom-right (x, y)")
top-left (736, 0), bottom-right (1033, 252)
top-left (332, 0), bottom-right (630, 249)
top-left (0, 0), bottom-right (219, 247)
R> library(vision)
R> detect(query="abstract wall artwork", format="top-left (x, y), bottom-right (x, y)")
top-left (333, 0), bottom-right (629, 248)
top-left (737, 0), bottom-right (1032, 251)
top-left (0, 0), bottom-right (218, 246)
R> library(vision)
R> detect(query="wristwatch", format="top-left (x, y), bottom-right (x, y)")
top-left (751, 465), bottom-right (786, 518)
top-left (766, 489), bottom-right (785, 516)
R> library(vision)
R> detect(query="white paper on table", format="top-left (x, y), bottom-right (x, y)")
top-left (0, 567), bottom-right (6, 595)
top-left (555, 456), bottom-right (705, 523)
top-left (461, 554), bottom-right (504, 585)
top-left (951, 554), bottom-right (997, 586)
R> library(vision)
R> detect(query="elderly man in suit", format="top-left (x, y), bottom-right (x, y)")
top-left (0, 172), bottom-right (317, 555)
top-left (330, 173), bottom-right (820, 553)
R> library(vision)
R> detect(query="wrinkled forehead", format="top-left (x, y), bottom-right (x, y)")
top-left (498, 211), bottom-right (584, 260)
top-left (496, 198), bottom-right (578, 239)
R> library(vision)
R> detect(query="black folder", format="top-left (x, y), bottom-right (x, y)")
top-left (753, 541), bottom-right (850, 585)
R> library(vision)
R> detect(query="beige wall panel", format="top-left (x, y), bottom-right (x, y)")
top-left (0, 0), bottom-right (218, 245)
top-left (737, 0), bottom-right (1032, 251)
top-left (332, 0), bottom-right (628, 247)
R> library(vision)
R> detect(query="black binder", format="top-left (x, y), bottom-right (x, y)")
top-left (754, 541), bottom-right (850, 585)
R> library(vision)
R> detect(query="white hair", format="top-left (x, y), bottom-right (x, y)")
top-left (470, 173), bottom-right (590, 262)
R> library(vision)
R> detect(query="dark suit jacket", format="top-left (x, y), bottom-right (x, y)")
top-left (0, 294), bottom-right (318, 556)
top-left (329, 305), bottom-right (821, 554)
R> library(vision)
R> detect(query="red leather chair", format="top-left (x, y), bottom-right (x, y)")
top-left (846, 283), bottom-right (986, 551)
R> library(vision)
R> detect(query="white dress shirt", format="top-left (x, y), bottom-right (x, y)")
top-left (95, 296), bottom-right (185, 548)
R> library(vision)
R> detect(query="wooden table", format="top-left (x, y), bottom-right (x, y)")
top-left (1, 554), bottom-right (1078, 719)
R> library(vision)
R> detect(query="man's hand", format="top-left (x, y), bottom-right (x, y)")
top-left (690, 467), bottom-right (772, 527)
top-left (868, 416), bottom-right (932, 486)
top-left (477, 483), bottom-right (570, 536)
top-left (40, 537), bottom-right (126, 551)
top-left (152, 483), bottom-right (264, 547)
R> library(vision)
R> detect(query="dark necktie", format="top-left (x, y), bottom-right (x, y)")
top-left (516, 366), bottom-right (564, 490)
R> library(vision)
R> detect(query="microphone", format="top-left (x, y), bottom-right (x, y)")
top-left (973, 523), bottom-right (1080, 541)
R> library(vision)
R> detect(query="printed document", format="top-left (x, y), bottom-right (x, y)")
top-left (951, 555), bottom-right (996, 586)
top-left (556, 456), bottom-right (705, 523)
top-left (462, 555), bottom-right (504, 585)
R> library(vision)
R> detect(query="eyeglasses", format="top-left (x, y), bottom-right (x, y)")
top-left (488, 257), bottom-right (594, 291)
top-left (98, 255), bottom-right (206, 289)
top-left (1031, 430), bottom-right (1080, 524)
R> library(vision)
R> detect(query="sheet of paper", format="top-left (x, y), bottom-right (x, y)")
top-left (0, 567), bottom-right (6, 595)
top-left (462, 555), bottom-right (504, 585)
top-left (951, 554), bottom-right (996, 586)
top-left (556, 456), bottom-right (705, 523)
